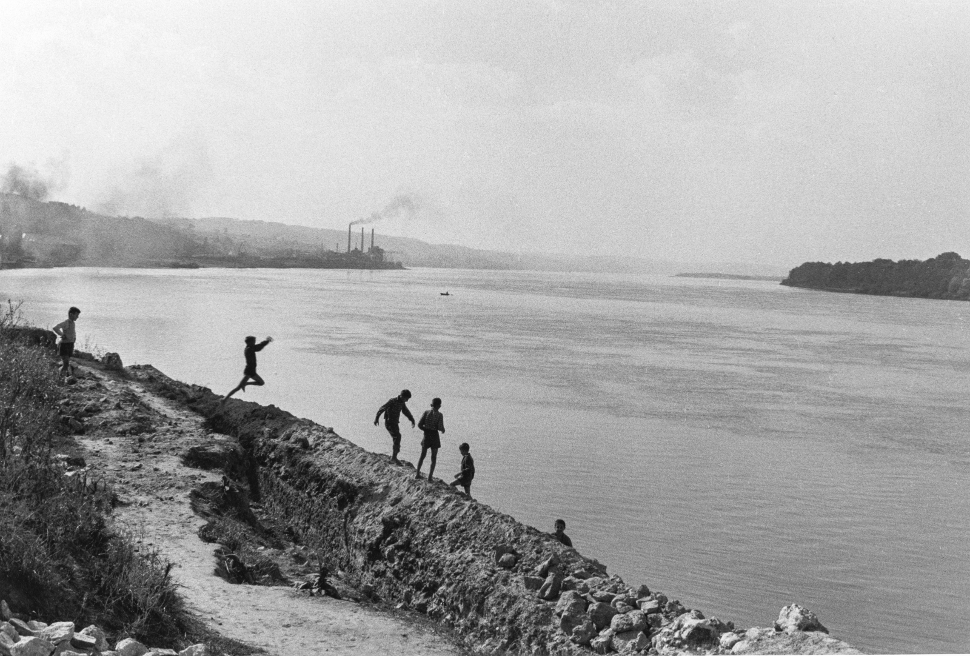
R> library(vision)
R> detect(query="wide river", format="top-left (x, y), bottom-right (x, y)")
top-left (3, 267), bottom-right (969, 653)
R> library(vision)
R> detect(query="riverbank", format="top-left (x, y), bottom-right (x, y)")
top-left (41, 344), bottom-right (862, 655)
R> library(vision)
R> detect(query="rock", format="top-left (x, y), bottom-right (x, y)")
top-left (69, 633), bottom-right (98, 651)
top-left (0, 602), bottom-right (11, 622)
top-left (102, 353), bottom-right (124, 371)
top-left (9, 637), bottom-right (54, 656)
top-left (589, 633), bottom-right (613, 655)
top-left (24, 623), bottom-right (44, 632)
top-left (720, 632), bottom-right (742, 650)
top-left (610, 610), bottom-right (647, 634)
top-left (571, 567), bottom-right (595, 579)
top-left (178, 645), bottom-right (209, 656)
top-left (7, 621), bottom-right (32, 638)
top-left (561, 576), bottom-right (588, 594)
top-left (147, 650), bottom-right (179, 656)
top-left (589, 589), bottom-right (616, 604)
top-left (679, 617), bottom-right (717, 646)
top-left (0, 624), bottom-right (18, 643)
top-left (638, 599), bottom-right (661, 614)
top-left (0, 632), bottom-right (15, 656)
top-left (38, 622), bottom-right (73, 645)
top-left (78, 626), bottom-right (109, 652)
top-left (522, 576), bottom-right (544, 591)
top-left (664, 599), bottom-right (686, 616)
top-left (610, 594), bottom-right (637, 610)
top-left (555, 591), bottom-right (588, 617)
top-left (497, 553), bottom-right (517, 569)
top-left (634, 584), bottom-right (650, 598)
top-left (731, 627), bottom-right (862, 655)
top-left (570, 619), bottom-right (597, 646)
top-left (612, 629), bottom-right (650, 653)
top-left (115, 638), bottom-right (149, 656)
top-left (588, 601), bottom-right (618, 631)
top-left (775, 604), bottom-right (829, 634)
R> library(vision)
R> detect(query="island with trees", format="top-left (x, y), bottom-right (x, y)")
top-left (781, 252), bottom-right (970, 301)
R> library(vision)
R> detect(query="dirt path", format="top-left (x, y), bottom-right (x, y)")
top-left (70, 361), bottom-right (458, 656)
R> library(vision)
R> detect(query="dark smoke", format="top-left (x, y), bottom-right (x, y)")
top-left (1, 164), bottom-right (51, 201)
top-left (351, 194), bottom-right (421, 226)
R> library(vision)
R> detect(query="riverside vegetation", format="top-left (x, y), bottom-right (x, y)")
top-left (0, 314), bottom-right (862, 655)
top-left (782, 251), bottom-right (970, 300)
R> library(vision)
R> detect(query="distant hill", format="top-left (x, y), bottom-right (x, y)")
top-left (0, 193), bottom-right (204, 266)
top-left (782, 252), bottom-right (970, 300)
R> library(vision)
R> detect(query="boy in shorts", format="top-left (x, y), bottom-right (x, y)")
top-left (450, 442), bottom-right (475, 497)
top-left (51, 306), bottom-right (80, 377)
top-left (416, 397), bottom-right (445, 481)
top-left (224, 335), bottom-right (273, 400)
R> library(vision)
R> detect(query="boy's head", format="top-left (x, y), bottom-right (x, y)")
top-left (554, 519), bottom-right (566, 533)
top-left (244, 335), bottom-right (256, 345)
top-left (400, 389), bottom-right (411, 400)
top-left (458, 442), bottom-right (469, 453)
top-left (431, 397), bottom-right (441, 408)
top-left (68, 306), bottom-right (80, 319)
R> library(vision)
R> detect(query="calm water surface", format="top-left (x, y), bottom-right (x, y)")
top-left (4, 267), bottom-right (970, 654)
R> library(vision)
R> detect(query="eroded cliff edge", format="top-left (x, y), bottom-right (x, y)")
top-left (134, 364), bottom-right (861, 655)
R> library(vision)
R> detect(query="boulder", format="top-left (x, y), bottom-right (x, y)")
top-left (9, 637), bottom-right (54, 656)
top-left (679, 617), bottom-right (717, 646)
top-left (78, 626), bottom-right (109, 652)
top-left (38, 622), bottom-right (74, 645)
top-left (0, 624), bottom-right (18, 643)
top-left (0, 632), bottom-right (15, 656)
top-left (570, 619), bottom-right (597, 646)
top-left (775, 604), bottom-right (828, 634)
top-left (612, 629), bottom-right (650, 653)
top-left (8, 621), bottom-right (33, 638)
top-left (147, 650), bottom-right (179, 656)
top-left (23, 623), bottom-right (44, 632)
top-left (522, 576), bottom-right (544, 591)
top-left (0, 602), bottom-right (11, 622)
top-left (590, 633), bottom-right (613, 655)
top-left (588, 601), bottom-right (618, 630)
top-left (115, 638), bottom-right (149, 656)
top-left (634, 584), bottom-right (650, 598)
top-left (561, 576), bottom-right (588, 594)
top-left (589, 589), bottom-right (616, 604)
top-left (178, 645), bottom-right (209, 656)
top-left (720, 632), bottom-right (742, 650)
top-left (497, 553), bottom-right (518, 569)
top-left (638, 599), bottom-right (661, 615)
top-left (555, 591), bottom-right (588, 617)
top-left (610, 610), bottom-right (647, 634)
top-left (102, 353), bottom-right (124, 371)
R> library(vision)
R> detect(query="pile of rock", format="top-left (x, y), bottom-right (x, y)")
top-left (0, 601), bottom-right (210, 656)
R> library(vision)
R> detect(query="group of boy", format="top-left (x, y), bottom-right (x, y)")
top-left (375, 389), bottom-right (475, 496)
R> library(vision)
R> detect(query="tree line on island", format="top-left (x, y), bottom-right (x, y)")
top-left (782, 252), bottom-right (970, 301)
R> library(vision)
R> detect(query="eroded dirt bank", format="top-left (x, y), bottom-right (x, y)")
top-left (64, 359), bottom-right (459, 656)
top-left (63, 360), bottom-right (860, 656)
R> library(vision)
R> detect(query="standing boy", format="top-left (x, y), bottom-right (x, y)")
top-left (374, 389), bottom-right (415, 463)
top-left (450, 442), bottom-right (475, 497)
top-left (224, 336), bottom-right (273, 400)
top-left (51, 306), bottom-right (80, 377)
top-left (416, 397), bottom-right (445, 481)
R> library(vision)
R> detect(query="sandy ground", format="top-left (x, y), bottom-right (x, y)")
top-left (70, 360), bottom-right (458, 656)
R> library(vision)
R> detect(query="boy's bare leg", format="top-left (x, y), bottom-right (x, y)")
top-left (416, 446), bottom-right (428, 478)
top-left (428, 449), bottom-right (437, 481)
top-left (224, 376), bottom-right (250, 400)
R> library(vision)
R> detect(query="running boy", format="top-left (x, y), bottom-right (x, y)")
top-left (450, 442), bottom-right (475, 497)
top-left (51, 306), bottom-right (80, 377)
top-left (224, 336), bottom-right (273, 400)
top-left (416, 397), bottom-right (445, 481)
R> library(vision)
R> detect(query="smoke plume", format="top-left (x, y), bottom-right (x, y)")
top-left (1, 163), bottom-right (54, 200)
top-left (351, 194), bottom-right (421, 226)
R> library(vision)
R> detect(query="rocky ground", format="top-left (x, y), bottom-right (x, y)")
top-left (55, 357), bottom-right (460, 656)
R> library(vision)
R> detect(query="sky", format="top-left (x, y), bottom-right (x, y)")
top-left (1, 0), bottom-right (967, 266)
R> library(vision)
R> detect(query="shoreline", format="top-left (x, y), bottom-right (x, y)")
top-left (63, 349), bottom-right (860, 655)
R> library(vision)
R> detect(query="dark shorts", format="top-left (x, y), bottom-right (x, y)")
top-left (421, 431), bottom-right (441, 450)
top-left (385, 424), bottom-right (402, 448)
top-left (244, 366), bottom-right (257, 377)
top-left (59, 342), bottom-right (75, 357)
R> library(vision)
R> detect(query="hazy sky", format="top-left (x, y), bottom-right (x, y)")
top-left (2, 1), bottom-right (967, 265)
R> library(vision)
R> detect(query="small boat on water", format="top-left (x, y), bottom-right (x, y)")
top-left (440, 292), bottom-right (450, 296)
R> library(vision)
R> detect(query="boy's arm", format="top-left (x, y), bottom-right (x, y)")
top-left (374, 401), bottom-right (387, 425)
top-left (402, 405), bottom-right (415, 426)
top-left (52, 320), bottom-right (66, 338)
top-left (254, 340), bottom-right (271, 351)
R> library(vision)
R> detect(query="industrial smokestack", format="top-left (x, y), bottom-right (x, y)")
top-left (371, 228), bottom-right (375, 250)
top-left (361, 227), bottom-right (365, 252)
top-left (347, 224), bottom-right (352, 252)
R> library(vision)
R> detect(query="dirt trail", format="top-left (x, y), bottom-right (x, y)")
top-left (71, 361), bottom-right (458, 656)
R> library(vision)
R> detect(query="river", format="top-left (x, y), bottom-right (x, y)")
top-left (4, 267), bottom-right (969, 654)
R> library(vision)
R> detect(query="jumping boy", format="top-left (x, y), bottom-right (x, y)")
top-left (374, 389), bottom-right (415, 463)
top-left (51, 306), bottom-right (80, 377)
top-left (416, 397), bottom-right (445, 481)
top-left (450, 442), bottom-right (475, 497)
top-left (224, 336), bottom-right (273, 400)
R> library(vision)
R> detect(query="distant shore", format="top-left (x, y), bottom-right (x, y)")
top-left (674, 273), bottom-right (783, 282)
